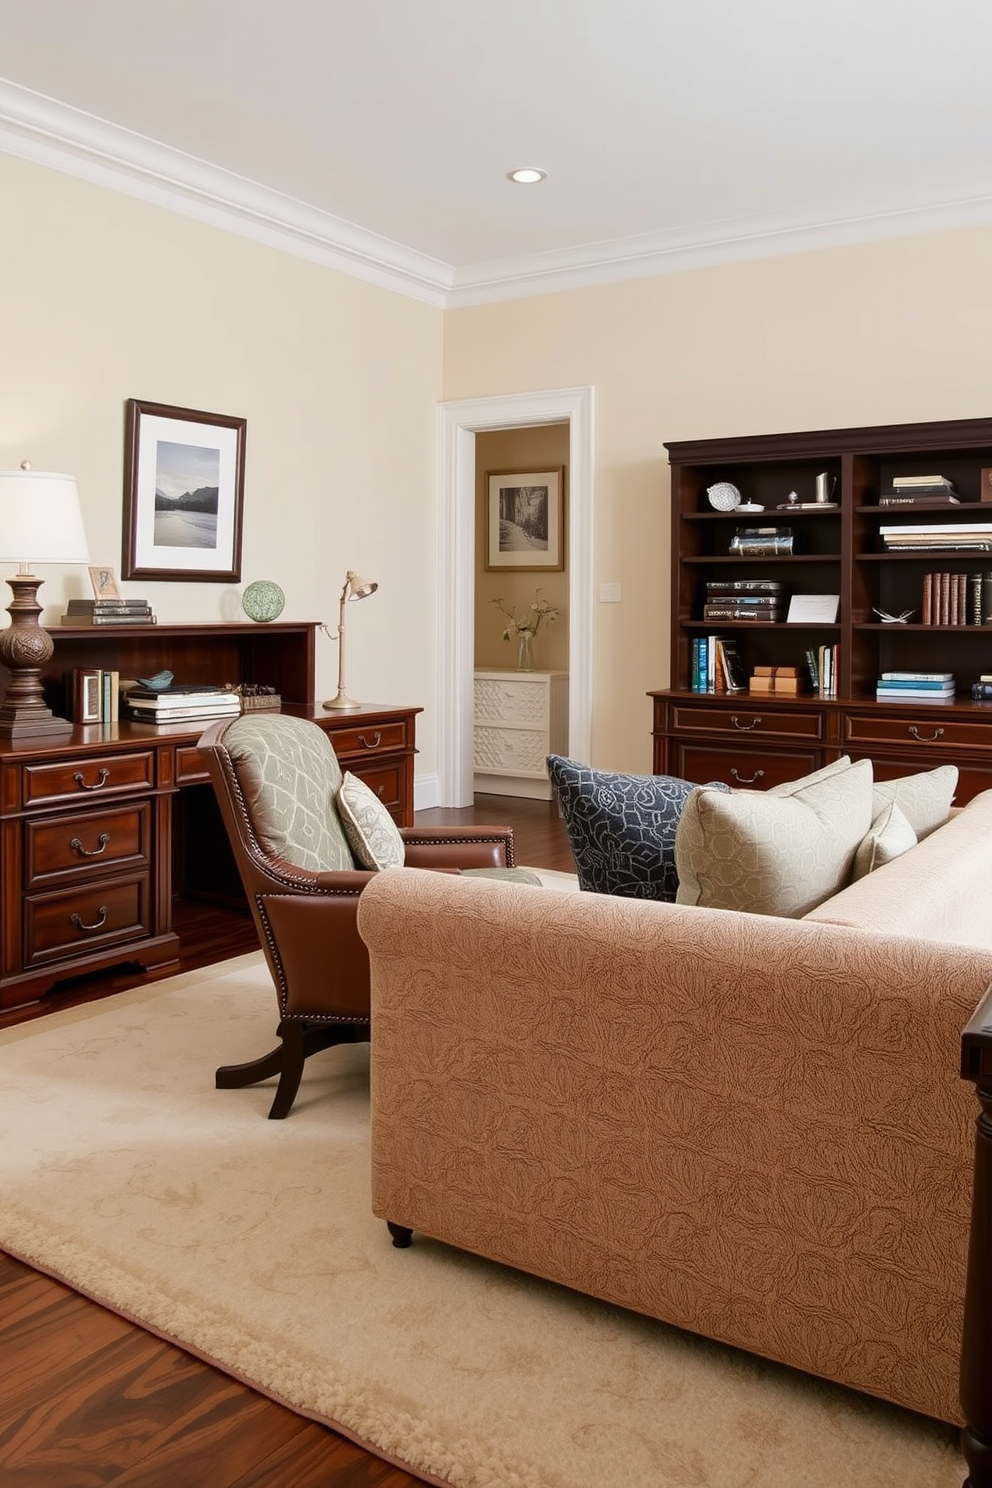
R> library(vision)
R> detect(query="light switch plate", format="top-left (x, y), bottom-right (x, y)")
top-left (599, 582), bottom-right (622, 603)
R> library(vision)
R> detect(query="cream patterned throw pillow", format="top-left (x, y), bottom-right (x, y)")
top-left (674, 757), bottom-right (874, 917)
top-left (337, 772), bottom-right (405, 870)
top-left (851, 799), bottom-right (918, 880)
top-left (871, 764), bottom-right (957, 839)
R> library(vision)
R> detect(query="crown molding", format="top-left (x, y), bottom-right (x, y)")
top-left (0, 79), bottom-right (453, 307)
top-left (2, 77), bottom-right (992, 311)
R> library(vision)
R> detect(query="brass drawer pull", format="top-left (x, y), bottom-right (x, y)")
top-left (72, 768), bottom-right (110, 791)
top-left (908, 726), bottom-right (945, 743)
top-left (730, 768), bottom-right (764, 784)
top-left (70, 833), bottom-right (110, 858)
top-left (730, 716), bottom-right (762, 732)
top-left (358, 732), bottom-right (382, 750)
top-left (70, 905), bottom-right (108, 933)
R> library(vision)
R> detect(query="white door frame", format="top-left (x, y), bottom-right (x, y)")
top-left (437, 386), bottom-right (594, 806)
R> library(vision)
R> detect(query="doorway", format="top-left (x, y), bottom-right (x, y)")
top-left (437, 386), bottom-right (594, 807)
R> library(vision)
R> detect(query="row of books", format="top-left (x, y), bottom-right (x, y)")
top-left (690, 635), bottom-right (746, 693)
top-left (66, 667), bottom-right (121, 724)
top-left (876, 671), bottom-right (955, 704)
top-left (881, 522), bottom-right (992, 552)
top-left (807, 644), bottom-right (838, 698)
top-left (920, 572), bottom-right (992, 626)
top-left (61, 598), bottom-right (157, 626)
top-left (878, 474), bottom-right (960, 507)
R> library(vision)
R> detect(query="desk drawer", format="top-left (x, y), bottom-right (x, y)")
top-left (175, 745), bottom-right (211, 784)
top-left (25, 875), bottom-right (151, 966)
top-left (671, 705), bottom-right (824, 742)
top-left (24, 751), bottom-right (155, 807)
top-left (25, 803), bottom-right (151, 887)
top-left (843, 711), bottom-right (989, 751)
top-left (327, 721), bottom-right (409, 759)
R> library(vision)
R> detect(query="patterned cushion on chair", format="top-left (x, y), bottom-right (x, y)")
top-left (547, 754), bottom-right (728, 901)
top-left (222, 714), bottom-right (356, 872)
top-left (337, 772), bottom-right (406, 870)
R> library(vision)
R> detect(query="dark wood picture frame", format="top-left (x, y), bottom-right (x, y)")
top-left (485, 467), bottom-right (565, 572)
top-left (122, 399), bottom-right (246, 581)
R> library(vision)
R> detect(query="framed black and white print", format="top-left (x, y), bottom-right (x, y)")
top-left (485, 467), bottom-right (564, 571)
top-left (122, 399), bottom-right (246, 581)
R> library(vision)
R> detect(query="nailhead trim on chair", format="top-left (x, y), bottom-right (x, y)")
top-left (404, 832), bottom-right (516, 866)
top-left (255, 897), bottom-right (370, 1025)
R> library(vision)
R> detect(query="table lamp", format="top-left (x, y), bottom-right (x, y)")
top-left (0, 462), bottom-right (90, 739)
top-left (322, 569), bottom-right (378, 711)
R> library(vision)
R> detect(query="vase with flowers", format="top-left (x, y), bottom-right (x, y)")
top-left (492, 589), bottom-right (560, 671)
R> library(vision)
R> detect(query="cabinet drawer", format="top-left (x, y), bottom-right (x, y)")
top-left (474, 725), bottom-right (549, 777)
top-left (474, 676), bottom-right (549, 727)
top-left (326, 721), bottom-right (409, 759)
top-left (675, 743), bottom-right (823, 790)
top-left (23, 751), bottom-right (156, 807)
top-left (843, 711), bottom-right (990, 752)
top-left (349, 762), bottom-right (402, 813)
top-left (25, 875), bottom-right (151, 966)
top-left (844, 752), bottom-right (992, 807)
top-left (175, 745), bottom-right (211, 784)
top-left (670, 705), bottom-right (824, 742)
top-left (25, 802), bottom-right (152, 888)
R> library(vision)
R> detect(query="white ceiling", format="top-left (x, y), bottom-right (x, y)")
top-left (1, 0), bottom-right (991, 306)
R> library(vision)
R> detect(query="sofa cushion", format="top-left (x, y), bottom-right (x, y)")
top-left (547, 754), bottom-right (728, 901)
top-left (337, 772), bottom-right (405, 870)
top-left (851, 799), bottom-right (917, 880)
top-left (872, 764), bottom-right (957, 839)
top-left (674, 756), bottom-right (874, 917)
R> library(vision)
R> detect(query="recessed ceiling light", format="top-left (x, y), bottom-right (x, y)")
top-left (507, 167), bottom-right (547, 185)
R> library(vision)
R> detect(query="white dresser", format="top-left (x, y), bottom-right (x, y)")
top-left (473, 669), bottom-right (569, 799)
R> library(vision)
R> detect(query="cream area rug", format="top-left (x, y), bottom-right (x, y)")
top-left (0, 953), bottom-right (964, 1488)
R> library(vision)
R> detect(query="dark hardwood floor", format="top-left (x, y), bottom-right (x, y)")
top-left (0, 794), bottom-right (573, 1488)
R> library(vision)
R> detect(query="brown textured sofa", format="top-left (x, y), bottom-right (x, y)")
top-left (357, 788), bottom-right (992, 1481)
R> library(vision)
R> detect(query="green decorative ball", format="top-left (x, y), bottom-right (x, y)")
top-left (242, 580), bottom-right (286, 623)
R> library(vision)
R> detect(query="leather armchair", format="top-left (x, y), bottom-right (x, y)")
top-left (198, 712), bottom-right (515, 1117)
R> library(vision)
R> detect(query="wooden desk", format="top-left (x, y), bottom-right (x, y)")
top-left (0, 622), bottom-right (419, 1009)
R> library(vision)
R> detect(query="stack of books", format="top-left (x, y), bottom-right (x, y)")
top-left (881, 522), bottom-right (992, 552)
top-left (62, 598), bottom-right (156, 625)
top-left (702, 579), bottom-right (786, 622)
top-left (875, 671), bottom-right (955, 703)
top-left (66, 667), bottom-right (121, 724)
top-left (123, 684), bottom-right (241, 725)
top-left (878, 475), bottom-right (960, 506)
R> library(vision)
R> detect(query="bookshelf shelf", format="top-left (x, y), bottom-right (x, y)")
top-left (650, 415), bottom-right (992, 804)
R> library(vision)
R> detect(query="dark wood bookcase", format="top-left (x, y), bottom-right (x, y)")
top-left (651, 416), bottom-right (992, 802)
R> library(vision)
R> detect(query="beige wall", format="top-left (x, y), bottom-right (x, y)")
top-left (445, 226), bottom-right (992, 771)
top-left (7, 141), bottom-right (992, 786)
top-left (0, 152), bottom-right (444, 773)
top-left (474, 424), bottom-right (570, 671)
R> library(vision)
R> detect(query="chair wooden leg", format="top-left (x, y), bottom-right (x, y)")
top-left (216, 1021), bottom-right (368, 1119)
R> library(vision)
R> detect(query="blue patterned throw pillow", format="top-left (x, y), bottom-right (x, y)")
top-left (547, 755), bottom-right (729, 901)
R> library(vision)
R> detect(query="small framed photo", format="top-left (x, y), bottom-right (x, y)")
top-left (981, 467), bottom-right (992, 503)
top-left (89, 565), bottom-right (121, 600)
top-left (485, 467), bottom-right (564, 571)
top-left (122, 399), bottom-right (246, 581)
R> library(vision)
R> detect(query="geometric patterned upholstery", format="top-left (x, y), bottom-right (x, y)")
top-left (221, 713), bottom-right (356, 872)
top-left (547, 754), bottom-right (728, 901)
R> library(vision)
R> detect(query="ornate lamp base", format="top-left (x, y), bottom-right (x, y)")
top-left (0, 574), bottom-right (74, 739)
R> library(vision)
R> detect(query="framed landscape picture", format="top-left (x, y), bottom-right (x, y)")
top-left (485, 467), bottom-right (564, 571)
top-left (121, 399), bottom-right (246, 581)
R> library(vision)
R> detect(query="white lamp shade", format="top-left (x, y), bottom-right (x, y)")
top-left (0, 469), bottom-right (90, 566)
